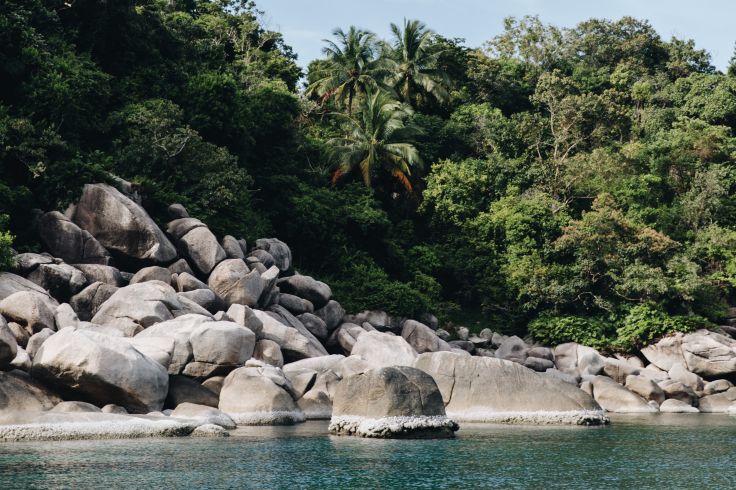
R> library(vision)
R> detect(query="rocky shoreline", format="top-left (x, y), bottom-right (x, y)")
top-left (1, 182), bottom-right (735, 441)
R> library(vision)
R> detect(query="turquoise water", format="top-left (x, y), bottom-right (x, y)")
top-left (1, 415), bottom-right (735, 489)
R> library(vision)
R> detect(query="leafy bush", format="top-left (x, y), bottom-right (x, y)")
top-left (0, 214), bottom-right (15, 271)
top-left (528, 314), bottom-right (611, 348)
top-left (614, 303), bottom-right (711, 351)
top-left (329, 261), bottom-right (437, 318)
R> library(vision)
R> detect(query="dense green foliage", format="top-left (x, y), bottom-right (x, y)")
top-left (2, 3), bottom-right (735, 348)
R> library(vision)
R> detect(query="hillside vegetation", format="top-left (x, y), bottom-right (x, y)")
top-left (2, 1), bottom-right (735, 348)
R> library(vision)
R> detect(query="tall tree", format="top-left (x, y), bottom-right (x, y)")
top-left (387, 19), bottom-right (450, 107)
top-left (329, 89), bottom-right (422, 192)
top-left (307, 26), bottom-right (387, 114)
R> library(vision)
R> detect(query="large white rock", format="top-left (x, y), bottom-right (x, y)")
top-left (32, 328), bottom-right (169, 413)
top-left (0, 291), bottom-right (58, 335)
top-left (0, 316), bottom-right (18, 369)
top-left (0, 370), bottom-right (61, 411)
top-left (351, 331), bottom-right (418, 368)
top-left (590, 376), bottom-right (657, 413)
top-left (91, 281), bottom-right (182, 328)
top-left (329, 366), bottom-right (458, 438)
top-left (414, 351), bottom-right (606, 424)
top-left (642, 330), bottom-right (736, 378)
top-left (553, 342), bottom-right (604, 378)
top-left (207, 259), bottom-right (263, 307)
top-left (189, 321), bottom-right (255, 366)
top-left (401, 320), bottom-right (451, 354)
top-left (72, 183), bottom-right (177, 264)
top-left (218, 366), bottom-right (304, 425)
top-left (252, 310), bottom-right (327, 362)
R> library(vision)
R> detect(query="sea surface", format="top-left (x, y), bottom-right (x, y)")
top-left (1, 414), bottom-right (735, 489)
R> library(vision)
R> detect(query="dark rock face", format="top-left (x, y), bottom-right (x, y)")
top-left (277, 275), bottom-right (332, 309)
top-left (314, 300), bottom-right (345, 332)
top-left (165, 375), bottom-right (219, 409)
top-left (37, 211), bottom-right (112, 265)
top-left (26, 263), bottom-right (87, 302)
top-left (69, 282), bottom-right (117, 321)
top-left (253, 239), bottom-right (292, 271)
top-left (72, 183), bottom-right (177, 265)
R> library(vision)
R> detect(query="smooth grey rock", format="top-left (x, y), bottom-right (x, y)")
top-left (208, 259), bottom-right (263, 307)
top-left (72, 183), bottom-right (177, 264)
top-left (69, 282), bottom-right (117, 321)
top-left (0, 291), bottom-right (57, 335)
top-left (0, 272), bottom-right (53, 302)
top-left (252, 310), bottom-right (327, 362)
top-left (590, 376), bottom-right (657, 413)
top-left (495, 335), bottom-right (528, 362)
top-left (189, 321), bottom-right (255, 366)
top-left (528, 346), bottom-right (554, 361)
top-left (553, 343), bottom-right (605, 377)
top-left (296, 313), bottom-right (328, 341)
top-left (165, 375), bottom-right (219, 409)
top-left (668, 363), bottom-right (704, 393)
top-left (26, 328), bottom-right (54, 359)
top-left (314, 300), bottom-right (345, 332)
top-left (36, 211), bottom-right (111, 265)
top-left (92, 281), bottom-right (181, 329)
top-left (658, 380), bottom-right (698, 405)
top-left (698, 387), bottom-right (736, 412)
top-left (218, 366), bottom-right (303, 425)
top-left (455, 326), bottom-right (470, 341)
top-left (253, 239), bottom-right (291, 271)
top-left (168, 258), bottom-right (194, 276)
top-left (327, 323), bottom-right (367, 355)
top-left (449, 340), bottom-right (475, 354)
top-left (351, 331), bottom-right (418, 368)
top-left (175, 272), bottom-right (208, 292)
top-left (0, 370), bottom-right (61, 411)
top-left (277, 275), bottom-right (331, 309)
top-left (0, 317), bottom-right (18, 369)
top-left (248, 250), bottom-right (275, 268)
top-left (603, 358), bottom-right (644, 384)
top-left (253, 339), bottom-right (284, 367)
top-left (171, 403), bottom-right (235, 429)
top-left (130, 266), bottom-right (172, 285)
top-left (660, 398), bottom-right (699, 413)
top-left (50, 401), bottom-right (101, 413)
top-left (54, 303), bottom-right (79, 330)
top-left (73, 264), bottom-right (125, 287)
top-left (703, 379), bottom-right (733, 395)
top-left (226, 304), bottom-right (263, 334)
top-left (625, 375), bottom-right (665, 405)
top-left (32, 328), bottom-right (169, 413)
top-left (221, 235), bottom-right (244, 259)
top-left (278, 294), bottom-right (314, 315)
top-left (176, 226), bottom-right (226, 276)
top-left (329, 366), bottom-right (457, 438)
top-left (642, 330), bottom-right (736, 377)
top-left (436, 329), bottom-right (451, 342)
top-left (414, 352), bottom-right (604, 423)
top-left (167, 204), bottom-right (189, 220)
top-left (165, 218), bottom-right (206, 242)
top-left (524, 356), bottom-right (554, 372)
top-left (26, 262), bottom-right (87, 301)
top-left (7, 321), bottom-right (29, 348)
top-left (101, 404), bottom-right (128, 414)
top-left (401, 320), bottom-right (451, 354)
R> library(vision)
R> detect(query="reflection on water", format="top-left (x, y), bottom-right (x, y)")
top-left (1, 415), bottom-right (735, 489)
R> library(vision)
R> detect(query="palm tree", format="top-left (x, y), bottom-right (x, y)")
top-left (307, 26), bottom-right (388, 114)
top-left (329, 89), bottom-right (422, 192)
top-left (387, 19), bottom-right (450, 107)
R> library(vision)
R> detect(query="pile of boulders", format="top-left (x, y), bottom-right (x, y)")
top-left (1, 182), bottom-right (731, 441)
